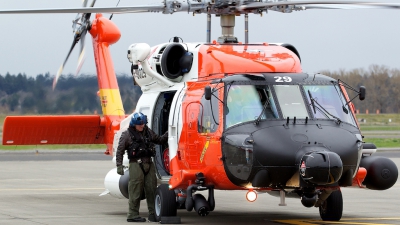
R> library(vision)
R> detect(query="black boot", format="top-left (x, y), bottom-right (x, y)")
top-left (127, 217), bottom-right (146, 222)
top-left (148, 214), bottom-right (156, 222)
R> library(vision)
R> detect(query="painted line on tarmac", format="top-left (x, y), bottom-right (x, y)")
top-left (0, 187), bottom-right (104, 191)
top-left (274, 218), bottom-right (400, 225)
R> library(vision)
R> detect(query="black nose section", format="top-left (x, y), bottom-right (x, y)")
top-left (300, 151), bottom-right (343, 185)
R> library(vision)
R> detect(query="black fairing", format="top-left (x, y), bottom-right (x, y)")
top-left (299, 150), bottom-right (343, 185)
top-left (222, 119), bottom-right (360, 188)
top-left (360, 156), bottom-right (398, 190)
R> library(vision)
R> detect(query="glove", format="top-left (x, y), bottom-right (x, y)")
top-left (117, 165), bottom-right (124, 175)
top-left (163, 131), bottom-right (168, 137)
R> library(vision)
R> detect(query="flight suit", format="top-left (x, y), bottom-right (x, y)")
top-left (116, 125), bottom-right (168, 220)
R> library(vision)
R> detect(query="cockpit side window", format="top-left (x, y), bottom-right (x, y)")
top-left (198, 89), bottom-right (220, 133)
top-left (225, 85), bottom-right (278, 128)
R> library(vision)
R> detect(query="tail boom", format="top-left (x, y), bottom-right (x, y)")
top-left (90, 13), bottom-right (125, 155)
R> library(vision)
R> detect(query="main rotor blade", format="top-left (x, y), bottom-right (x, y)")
top-left (302, 4), bottom-right (379, 10)
top-left (241, 1), bottom-right (400, 10)
top-left (0, 5), bottom-right (164, 14)
top-left (82, 0), bottom-right (89, 7)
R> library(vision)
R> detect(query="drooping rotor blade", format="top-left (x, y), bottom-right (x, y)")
top-left (302, 4), bottom-right (379, 10)
top-left (82, 0), bottom-right (89, 8)
top-left (0, 5), bottom-right (164, 14)
top-left (53, 35), bottom-right (79, 90)
top-left (90, 0), bottom-right (97, 8)
top-left (240, 1), bottom-right (400, 11)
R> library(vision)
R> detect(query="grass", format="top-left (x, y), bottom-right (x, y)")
top-left (359, 126), bottom-right (400, 131)
top-left (363, 138), bottom-right (400, 148)
top-left (357, 113), bottom-right (400, 126)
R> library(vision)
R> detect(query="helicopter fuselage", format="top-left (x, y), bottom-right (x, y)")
top-left (119, 41), bottom-right (365, 193)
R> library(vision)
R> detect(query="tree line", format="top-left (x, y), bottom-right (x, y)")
top-left (1, 65), bottom-right (399, 115)
top-left (0, 73), bottom-right (141, 114)
top-left (321, 65), bottom-right (400, 114)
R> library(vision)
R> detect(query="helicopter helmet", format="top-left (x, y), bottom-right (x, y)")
top-left (130, 112), bottom-right (148, 126)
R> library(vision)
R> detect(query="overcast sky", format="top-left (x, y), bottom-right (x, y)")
top-left (0, 0), bottom-right (400, 77)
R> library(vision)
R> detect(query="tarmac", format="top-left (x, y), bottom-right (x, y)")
top-left (0, 150), bottom-right (399, 225)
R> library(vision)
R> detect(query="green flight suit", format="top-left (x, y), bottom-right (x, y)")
top-left (127, 161), bottom-right (157, 219)
top-left (116, 125), bottom-right (168, 220)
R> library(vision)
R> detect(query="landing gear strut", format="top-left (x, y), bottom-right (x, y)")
top-left (185, 172), bottom-right (215, 216)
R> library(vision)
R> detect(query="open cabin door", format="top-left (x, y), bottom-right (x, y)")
top-left (151, 91), bottom-right (176, 177)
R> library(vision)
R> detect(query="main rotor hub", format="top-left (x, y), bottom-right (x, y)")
top-left (217, 15), bottom-right (238, 43)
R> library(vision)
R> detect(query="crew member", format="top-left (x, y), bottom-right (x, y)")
top-left (116, 112), bottom-right (168, 222)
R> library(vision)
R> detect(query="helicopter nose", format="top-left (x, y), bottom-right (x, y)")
top-left (299, 150), bottom-right (343, 185)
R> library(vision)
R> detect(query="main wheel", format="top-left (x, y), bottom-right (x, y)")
top-left (319, 190), bottom-right (343, 221)
top-left (155, 184), bottom-right (177, 222)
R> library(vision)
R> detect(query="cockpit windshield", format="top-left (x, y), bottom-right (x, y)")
top-left (223, 82), bottom-right (357, 128)
top-left (225, 85), bottom-right (278, 128)
top-left (274, 85), bottom-right (309, 119)
top-left (303, 85), bottom-right (356, 126)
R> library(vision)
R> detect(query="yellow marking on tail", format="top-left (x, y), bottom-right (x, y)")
top-left (99, 89), bottom-right (124, 116)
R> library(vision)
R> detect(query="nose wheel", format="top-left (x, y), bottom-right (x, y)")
top-left (155, 184), bottom-right (177, 222)
top-left (319, 190), bottom-right (343, 221)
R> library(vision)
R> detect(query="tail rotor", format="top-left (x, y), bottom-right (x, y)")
top-left (53, 0), bottom-right (96, 90)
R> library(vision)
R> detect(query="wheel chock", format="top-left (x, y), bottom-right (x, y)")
top-left (160, 216), bottom-right (181, 224)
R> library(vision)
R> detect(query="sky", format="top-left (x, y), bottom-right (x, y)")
top-left (0, 0), bottom-right (400, 77)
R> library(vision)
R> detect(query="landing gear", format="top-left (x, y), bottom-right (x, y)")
top-left (185, 172), bottom-right (215, 216)
top-left (319, 190), bottom-right (343, 221)
top-left (155, 184), bottom-right (177, 222)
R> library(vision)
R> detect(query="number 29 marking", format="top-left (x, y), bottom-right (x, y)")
top-left (274, 76), bottom-right (292, 82)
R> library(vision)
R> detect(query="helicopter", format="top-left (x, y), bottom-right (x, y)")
top-left (1, 0), bottom-right (399, 223)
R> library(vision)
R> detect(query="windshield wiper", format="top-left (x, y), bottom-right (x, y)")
top-left (308, 90), bottom-right (342, 124)
top-left (308, 90), bottom-right (317, 114)
top-left (254, 97), bottom-right (271, 125)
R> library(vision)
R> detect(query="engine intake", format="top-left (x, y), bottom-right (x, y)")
top-left (161, 43), bottom-right (193, 79)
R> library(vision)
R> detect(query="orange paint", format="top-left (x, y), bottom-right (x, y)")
top-left (197, 44), bottom-right (302, 79)
top-left (2, 115), bottom-right (104, 145)
top-left (352, 167), bottom-right (367, 187)
top-left (89, 14), bottom-right (125, 155)
top-left (169, 81), bottom-right (238, 190)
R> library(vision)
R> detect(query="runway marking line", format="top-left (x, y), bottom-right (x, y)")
top-left (274, 218), bottom-right (400, 225)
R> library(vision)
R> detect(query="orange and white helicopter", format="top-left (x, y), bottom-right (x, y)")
top-left (1, 0), bottom-right (399, 222)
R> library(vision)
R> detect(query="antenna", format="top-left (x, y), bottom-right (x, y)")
top-left (207, 14), bottom-right (211, 43)
top-left (245, 14), bottom-right (249, 44)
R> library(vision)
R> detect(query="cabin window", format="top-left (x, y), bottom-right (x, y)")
top-left (198, 89), bottom-right (220, 133)
top-left (274, 85), bottom-right (309, 119)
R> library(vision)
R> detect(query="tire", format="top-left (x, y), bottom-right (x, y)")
top-left (319, 190), bottom-right (343, 221)
top-left (155, 184), bottom-right (177, 222)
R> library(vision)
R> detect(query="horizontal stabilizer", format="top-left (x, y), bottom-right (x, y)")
top-left (2, 115), bottom-right (105, 145)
